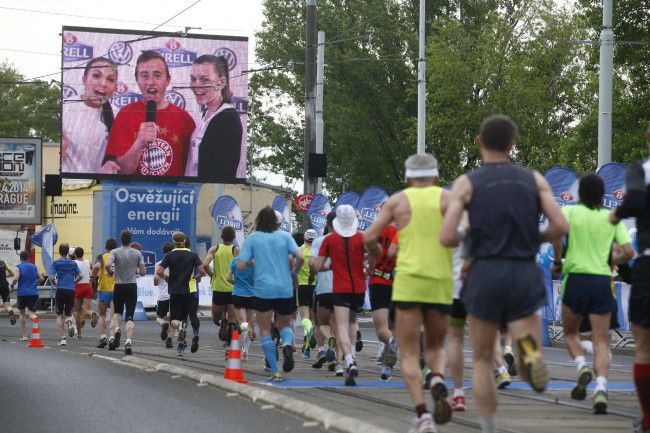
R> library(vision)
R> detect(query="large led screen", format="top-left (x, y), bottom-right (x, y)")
top-left (61, 26), bottom-right (248, 183)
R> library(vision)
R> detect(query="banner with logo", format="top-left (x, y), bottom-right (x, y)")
top-left (307, 193), bottom-right (332, 236)
top-left (102, 182), bottom-right (199, 274)
top-left (596, 162), bottom-right (626, 209)
top-left (31, 223), bottom-right (57, 276)
top-left (293, 194), bottom-right (313, 212)
top-left (212, 195), bottom-right (245, 247)
top-left (0, 138), bottom-right (42, 224)
top-left (271, 195), bottom-right (291, 232)
top-left (544, 167), bottom-right (579, 208)
top-left (356, 186), bottom-right (388, 231)
top-left (61, 26), bottom-right (248, 183)
top-left (334, 191), bottom-right (360, 210)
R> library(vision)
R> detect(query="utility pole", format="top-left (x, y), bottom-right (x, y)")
top-left (315, 31), bottom-right (325, 194)
top-left (304, 0), bottom-right (317, 225)
top-left (416, 0), bottom-right (426, 154)
top-left (598, 0), bottom-right (613, 167)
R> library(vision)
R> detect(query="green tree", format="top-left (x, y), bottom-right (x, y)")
top-left (0, 62), bottom-right (60, 142)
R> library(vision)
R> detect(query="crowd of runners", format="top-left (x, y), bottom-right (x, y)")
top-left (1, 115), bottom-right (648, 433)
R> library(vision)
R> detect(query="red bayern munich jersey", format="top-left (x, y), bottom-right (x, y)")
top-left (105, 101), bottom-right (195, 176)
top-left (368, 224), bottom-right (397, 286)
top-left (319, 232), bottom-right (366, 294)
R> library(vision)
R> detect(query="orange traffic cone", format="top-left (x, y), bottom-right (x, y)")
top-left (28, 316), bottom-right (45, 348)
top-left (224, 329), bottom-right (247, 384)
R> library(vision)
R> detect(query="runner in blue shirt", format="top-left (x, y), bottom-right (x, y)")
top-left (10, 251), bottom-right (40, 341)
top-left (51, 243), bottom-right (81, 346)
top-left (237, 206), bottom-right (304, 381)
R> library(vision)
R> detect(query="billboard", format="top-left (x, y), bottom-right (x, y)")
top-left (0, 138), bottom-right (42, 224)
top-left (61, 26), bottom-right (248, 184)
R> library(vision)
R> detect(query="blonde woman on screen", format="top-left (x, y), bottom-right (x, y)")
top-left (62, 57), bottom-right (120, 174)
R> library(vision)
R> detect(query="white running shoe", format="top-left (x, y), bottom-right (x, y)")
top-left (408, 413), bottom-right (436, 433)
top-left (58, 337), bottom-right (67, 346)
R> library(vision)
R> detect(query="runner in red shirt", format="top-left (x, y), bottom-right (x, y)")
top-left (312, 204), bottom-right (366, 386)
top-left (105, 51), bottom-right (195, 176)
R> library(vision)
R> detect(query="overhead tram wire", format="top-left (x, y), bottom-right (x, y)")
top-left (22, 0), bottom-right (204, 83)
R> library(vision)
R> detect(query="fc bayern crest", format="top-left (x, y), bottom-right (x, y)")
top-left (214, 47), bottom-right (237, 70)
top-left (139, 138), bottom-right (173, 176)
top-left (108, 41), bottom-right (133, 65)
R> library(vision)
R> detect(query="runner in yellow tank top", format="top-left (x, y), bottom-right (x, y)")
top-left (91, 238), bottom-right (117, 349)
top-left (364, 154), bottom-right (453, 431)
top-left (202, 226), bottom-right (240, 343)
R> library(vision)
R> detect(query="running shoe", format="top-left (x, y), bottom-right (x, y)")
top-left (58, 336), bottom-right (67, 346)
top-left (328, 361), bottom-right (337, 372)
top-left (218, 318), bottom-right (228, 341)
top-left (124, 341), bottom-right (132, 355)
top-left (334, 363), bottom-right (344, 376)
top-left (430, 379), bottom-right (452, 425)
top-left (9, 310), bottom-right (16, 325)
top-left (571, 366), bottom-right (593, 401)
top-left (384, 337), bottom-right (398, 367)
top-left (451, 395), bottom-right (466, 412)
top-left (503, 348), bottom-right (517, 376)
top-left (380, 364), bottom-right (392, 381)
top-left (178, 321), bottom-right (188, 343)
top-left (345, 362), bottom-right (358, 386)
top-left (190, 334), bottom-right (199, 353)
top-left (376, 342), bottom-right (385, 365)
top-left (312, 350), bottom-right (327, 369)
top-left (355, 330), bottom-right (363, 352)
top-left (114, 328), bottom-right (121, 349)
top-left (632, 414), bottom-right (650, 433)
top-left (19, 336), bottom-right (28, 342)
top-left (593, 390), bottom-right (607, 414)
top-left (165, 337), bottom-right (173, 349)
top-left (517, 333), bottom-right (548, 393)
top-left (407, 413), bottom-right (436, 433)
top-left (326, 336), bottom-right (336, 362)
top-left (90, 312), bottom-right (99, 328)
top-left (97, 337), bottom-right (108, 349)
top-left (108, 336), bottom-right (116, 351)
top-left (65, 318), bottom-right (75, 338)
top-left (302, 347), bottom-right (311, 359)
top-left (496, 370), bottom-right (511, 389)
top-left (267, 372), bottom-right (284, 382)
top-left (422, 369), bottom-right (433, 390)
top-left (282, 344), bottom-right (295, 373)
top-left (177, 342), bottom-right (185, 357)
top-left (241, 352), bottom-right (248, 361)
top-left (160, 322), bottom-right (170, 341)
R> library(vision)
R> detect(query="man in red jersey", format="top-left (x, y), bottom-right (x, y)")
top-left (105, 50), bottom-right (195, 176)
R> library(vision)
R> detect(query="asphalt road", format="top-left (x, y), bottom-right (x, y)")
top-left (0, 337), bottom-right (323, 433)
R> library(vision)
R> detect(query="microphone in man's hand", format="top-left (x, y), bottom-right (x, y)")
top-left (146, 100), bottom-right (157, 123)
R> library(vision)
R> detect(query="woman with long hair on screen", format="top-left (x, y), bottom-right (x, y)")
top-left (62, 57), bottom-right (120, 174)
top-left (185, 55), bottom-right (243, 182)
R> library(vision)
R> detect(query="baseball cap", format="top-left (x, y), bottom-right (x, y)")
top-left (332, 205), bottom-right (359, 238)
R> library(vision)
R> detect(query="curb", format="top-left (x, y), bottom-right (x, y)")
top-left (107, 355), bottom-right (398, 433)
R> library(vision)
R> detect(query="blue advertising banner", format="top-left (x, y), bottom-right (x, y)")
top-left (356, 186), bottom-right (388, 231)
top-left (334, 191), bottom-right (360, 210)
top-left (544, 167), bottom-right (579, 207)
top-left (102, 182), bottom-right (199, 274)
top-left (271, 195), bottom-right (291, 232)
top-left (307, 193), bottom-right (332, 236)
top-left (596, 162), bottom-right (626, 209)
top-left (212, 195), bottom-right (245, 247)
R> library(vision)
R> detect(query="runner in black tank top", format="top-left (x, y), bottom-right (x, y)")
top-left (441, 115), bottom-right (568, 433)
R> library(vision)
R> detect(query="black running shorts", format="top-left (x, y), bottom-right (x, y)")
top-left (212, 291), bottom-right (232, 306)
top-left (17, 295), bottom-right (38, 312)
top-left (0, 285), bottom-right (9, 303)
top-left (629, 257), bottom-right (650, 329)
top-left (232, 295), bottom-right (253, 310)
top-left (170, 293), bottom-right (194, 322)
top-left (369, 284), bottom-right (392, 311)
top-left (252, 296), bottom-right (296, 315)
top-left (55, 289), bottom-right (75, 316)
top-left (297, 284), bottom-right (315, 307)
top-left (332, 293), bottom-right (365, 313)
top-left (450, 298), bottom-right (467, 328)
top-left (156, 300), bottom-right (170, 318)
top-left (461, 258), bottom-right (545, 325)
top-left (316, 293), bottom-right (334, 311)
top-left (113, 283), bottom-right (137, 321)
top-left (563, 273), bottom-right (614, 316)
